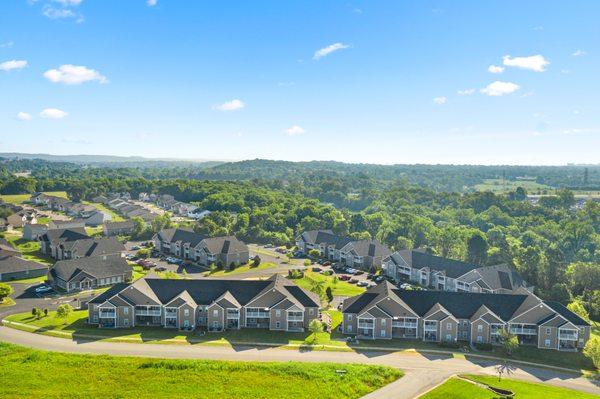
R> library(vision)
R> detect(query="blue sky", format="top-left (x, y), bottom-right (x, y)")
top-left (0, 0), bottom-right (598, 164)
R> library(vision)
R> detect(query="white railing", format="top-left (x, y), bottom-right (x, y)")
top-left (135, 309), bottom-right (161, 316)
top-left (288, 315), bottom-right (304, 322)
top-left (99, 311), bottom-right (116, 318)
top-left (510, 326), bottom-right (537, 335)
top-left (393, 322), bottom-right (418, 329)
top-left (559, 332), bottom-right (578, 340)
top-left (358, 322), bottom-right (374, 329)
top-left (246, 312), bottom-right (270, 318)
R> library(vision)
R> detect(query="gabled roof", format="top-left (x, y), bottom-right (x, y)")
top-left (104, 220), bottom-right (136, 230)
top-left (39, 228), bottom-right (88, 243)
top-left (0, 255), bottom-right (47, 274)
top-left (544, 301), bottom-right (590, 326)
top-left (155, 228), bottom-right (205, 247)
top-left (50, 255), bottom-right (130, 282)
top-left (88, 283), bottom-right (129, 304)
top-left (61, 237), bottom-right (125, 257)
top-left (199, 236), bottom-right (248, 254)
top-left (460, 263), bottom-right (530, 292)
top-left (297, 230), bottom-right (353, 249)
top-left (385, 249), bottom-right (478, 279)
top-left (341, 240), bottom-right (392, 258)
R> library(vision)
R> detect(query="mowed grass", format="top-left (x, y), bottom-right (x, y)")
top-left (474, 179), bottom-right (553, 194)
top-left (82, 201), bottom-right (126, 222)
top-left (3, 231), bottom-right (53, 266)
top-left (0, 342), bottom-right (401, 399)
top-left (422, 375), bottom-right (599, 399)
top-left (293, 271), bottom-right (365, 297)
top-left (207, 261), bottom-right (277, 277)
top-left (0, 191), bottom-right (67, 205)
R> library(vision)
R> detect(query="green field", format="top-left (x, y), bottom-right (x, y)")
top-left (421, 375), bottom-right (598, 399)
top-left (207, 261), bottom-right (277, 277)
top-left (0, 191), bottom-right (68, 205)
top-left (474, 179), bottom-right (553, 194)
top-left (292, 271), bottom-right (365, 297)
top-left (2, 231), bottom-right (53, 266)
top-left (0, 341), bottom-right (401, 399)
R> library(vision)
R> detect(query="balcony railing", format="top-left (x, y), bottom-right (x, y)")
top-left (358, 322), bottom-right (374, 329)
top-left (559, 332), bottom-right (578, 340)
top-left (393, 322), bottom-right (418, 329)
top-left (135, 309), bottom-right (161, 316)
top-left (246, 312), bottom-right (270, 318)
top-left (510, 327), bottom-right (537, 335)
top-left (99, 311), bottom-right (116, 318)
top-left (288, 315), bottom-right (304, 322)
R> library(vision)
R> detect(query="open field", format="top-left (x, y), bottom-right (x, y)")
top-left (0, 341), bottom-right (401, 399)
top-left (2, 231), bottom-right (53, 266)
top-left (206, 261), bottom-right (277, 277)
top-left (421, 375), bottom-right (599, 399)
top-left (0, 191), bottom-right (67, 205)
top-left (292, 271), bottom-right (365, 297)
top-left (474, 179), bottom-right (554, 194)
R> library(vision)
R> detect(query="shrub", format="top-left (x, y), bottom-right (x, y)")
top-left (474, 343), bottom-right (493, 351)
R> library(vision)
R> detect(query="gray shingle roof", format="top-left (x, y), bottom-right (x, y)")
top-left (50, 255), bottom-right (131, 282)
top-left (544, 301), bottom-right (590, 326)
top-left (156, 228), bottom-right (205, 247)
top-left (386, 249), bottom-right (478, 279)
top-left (0, 255), bottom-right (47, 274)
top-left (61, 237), bottom-right (125, 257)
top-left (39, 228), bottom-right (88, 244)
top-left (298, 230), bottom-right (353, 249)
top-left (201, 236), bottom-right (248, 254)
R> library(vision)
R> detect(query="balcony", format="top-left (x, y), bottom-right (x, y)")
top-left (135, 308), bottom-right (161, 317)
top-left (287, 315), bottom-right (304, 322)
top-left (358, 321), bottom-right (374, 329)
top-left (393, 322), bottom-right (418, 329)
top-left (165, 309), bottom-right (178, 317)
top-left (559, 331), bottom-right (578, 341)
top-left (99, 311), bottom-right (116, 318)
top-left (510, 326), bottom-right (537, 335)
top-left (246, 311), bottom-right (269, 318)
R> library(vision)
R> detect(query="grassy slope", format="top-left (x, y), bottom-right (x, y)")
top-left (0, 191), bottom-right (67, 205)
top-left (3, 231), bottom-right (53, 266)
top-left (423, 375), bottom-right (598, 399)
top-left (0, 342), bottom-right (401, 399)
top-left (293, 271), bottom-right (365, 297)
top-left (207, 261), bottom-right (277, 277)
top-left (82, 201), bottom-right (125, 221)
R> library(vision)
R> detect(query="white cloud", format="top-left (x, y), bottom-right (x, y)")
top-left (457, 88), bottom-right (475, 95)
top-left (488, 65), bottom-right (505, 74)
top-left (480, 81), bottom-right (520, 96)
top-left (502, 54), bottom-right (549, 72)
top-left (52, 0), bottom-right (83, 5)
top-left (40, 108), bottom-right (68, 119)
top-left (572, 49), bottom-right (587, 57)
top-left (0, 59), bottom-right (28, 71)
top-left (16, 112), bottom-right (32, 121)
top-left (147, 0), bottom-right (157, 6)
top-left (285, 125), bottom-right (306, 136)
top-left (213, 99), bottom-right (245, 111)
top-left (43, 6), bottom-right (75, 19)
top-left (313, 42), bottom-right (349, 60)
top-left (0, 41), bottom-right (14, 48)
top-left (44, 64), bottom-right (107, 85)
top-left (563, 128), bottom-right (597, 135)
top-left (433, 96), bottom-right (447, 105)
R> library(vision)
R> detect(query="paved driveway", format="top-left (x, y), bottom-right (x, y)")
top-left (0, 326), bottom-right (598, 398)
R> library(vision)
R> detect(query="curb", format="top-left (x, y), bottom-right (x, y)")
top-left (0, 319), bottom-right (590, 375)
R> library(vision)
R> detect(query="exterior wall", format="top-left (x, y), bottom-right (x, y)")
top-left (0, 267), bottom-right (47, 282)
top-left (304, 307), bottom-right (318, 325)
top-left (342, 313), bottom-right (358, 334)
top-left (471, 320), bottom-right (490, 344)
top-left (270, 308), bottom-right (287, 331)
top-left (538, 325), bottom-right (558, 349)
top-left (440, 318), bottom-right (458, 342)
top-left (116, 306), bottom-right (134, 328)
top-left (375, 317), bottom-right (392, 339)
top-left (178, 304), bottom-right (195, 329)
top-left (457, 319), bottom-right (471, 341)
top-left (207, 304), bottom-right (224, 331)
top-left (88, 304), bottom-right (99, 323)
top-left (578, 326), bottom-right (591, 349)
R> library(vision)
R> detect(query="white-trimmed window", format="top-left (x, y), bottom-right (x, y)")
top-left (123, 307), bottom-right (129, 315)
top-left (381, 330), bottom-right (386, 337)
top-left (123, 318), bottom-right (129, 326)
top-left (446, 323), bottom-right (452, 330)
top-left (544, 339), bottom-right (551, 347)
top-left (545, 328), bottom-right (551, 334)
top-left (477, 325), bottom-right (483, 332)
top-left (381, 319), bottom-right (387, 327)
top-left (347, 325), bottom-right (352, 332)
top-left (213, 310), bottom-right (218, 317)
top-left (348, 314), bottom-right (353, 321)
top-left (308, 309), bottom-right (314, 315)
top-left (477, 336), bottom-right (483, 343)
top-left (184, 309), bottom-right (189, 317)
top-left (445, 334), bottom-right (452, 341)
top-left (276, 321), bottom-right (281, 329)
top-left (275, 310), bottom-right (281, 317)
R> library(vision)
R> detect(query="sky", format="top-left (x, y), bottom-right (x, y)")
top-left (0, 0), bottom-right (599, 165)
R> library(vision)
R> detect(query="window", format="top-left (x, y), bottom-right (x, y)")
top-left (184, 309), bottom-right (189, 317)
top-left (123, 307), bottom-right (129, 315)
top-left (445, 334), bottom-right (452, 341)
top-left (275, 310), bottom-right (281, 317)
top-left (275, 321), bottom-right (281, 329)
top-left (348, 314), bottom-right (353, 321)
top-left (308, 309), bottom-right (314, 315)
top-left (544, 339), bottom-right (551, 347)
top-left (213, 310), bottom-right (218, 317)
top-left (123, 318), bottom-right (129, 326)
top-left (476, 336), bottom-right (483, 343)
top-left (477, 325), bottom-right (483, 333)
top-left (381, 330), bottom-right (386, 337)
top-left (545, 328), bottom-right (551, 334)
top-left (93, 315), bottom-right (98, 322)
top-left (183, 320), bottom-right (190, 328)
top-left (381, 319), bottom-right (386, 327)
top-left (347, 325), bottom-right (352, 332)
top-left (446, 323), bottom-right (452, 331)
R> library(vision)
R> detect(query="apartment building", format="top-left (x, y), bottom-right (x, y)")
top-left (48, 255), bottom-right (132, 293)
top-left (87, 275), bottom-right (320, 331)
top-left (342, 282), bottom-right (590, 351)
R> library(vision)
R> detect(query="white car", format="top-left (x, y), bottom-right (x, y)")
top-left (35, 285), bottom-right (53, 294)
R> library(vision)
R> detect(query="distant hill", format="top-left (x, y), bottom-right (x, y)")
top-left (0, 153), bottom-right (224, 168)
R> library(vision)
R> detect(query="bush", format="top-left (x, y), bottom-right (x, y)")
top-left (474, 343), bottom-right (493, 351)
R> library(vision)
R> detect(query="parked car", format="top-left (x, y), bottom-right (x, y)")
top-left (264, 244), bottom-right (274, 248)
top-left (375, 276), bottom-right (385, 283)
top-left (34, 285), bottom-right (53, 294)
top-left (353, 270), bottom-right (364, 276)
top-left (339, 274), bottom-right (351, 281)
top-left (311, 267), bottom-right (322, 273)
top-left (356, 281), bottom-right (369, 287)
top-left (131, 245), bottom-right (141, 250)
top-left (155, 266), bottom-right (167, 272)
top-left (349, 278), bottom-right (359, 284)
top-left (323, 261), bottom-right (331, 266)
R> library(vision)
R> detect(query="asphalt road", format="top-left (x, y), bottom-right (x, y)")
top-left (0, 326), bottom-right (598, 398)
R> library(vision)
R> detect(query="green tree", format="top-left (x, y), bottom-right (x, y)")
top-left (308, 249), bottom-right (321, 258)
top-left (325, 286), bottom-right (334, 303)
top-left (132, 217), bottom-right (146, 238)
top-left (34, 308), bottom-right (43, 320)
top-left (467, 232), bottom-right (488, 266)
top-left (566, 262), bottom-right (600, 295)
top-left (583, 336), bottom-right (600, 369)
top-left (136, 248), bottom-right (150, 259)
top-left (309, 278), bottom-right (326, 299)
top-left (567, 299), bottom-right (590, 322)
top-left (498, 330), bottom-right (519, 356)
top-left (308, 318), bottom-right (324, 343)
top-left (252, 255), bottom-right (261, 267)
top-left (0, 282), bottom-right (13, 303)
top-left (56, 304), bottom-right (73, 324)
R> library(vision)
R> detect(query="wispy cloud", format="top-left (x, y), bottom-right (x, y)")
top-left (285, 125), bottom-right (306, 136)
top-left (480, 81), bottom-right (520, 96)
top-left (313, 42), bottom-right (349, 60)
top-left (16, 112), bottom-right (32, 121)
top-left (563, 128), bottom-right (597, 135)
top-left (0, 41), bottom-right (14, 48)
top-left (433, 96), bottom-right (447, 105)
top-left (457, 88), bottom-right (475, 96)
top-left (52, 0), bottom-right (83, 5)
top-left (503, 54), bottom-right (549, 72)
top-left (213, 99), bottom-right (245, 111)
top-left (40, 108), bottom-right (68, 119)
top-left (0, 59), bottom-right (28, 71)
top-left (147, 0), bottom-right (157, 6)
top-left (488, 65), bottom-right (505, 74)
top-left (572, 49), bottom-right (587, 57)
top-left (42, 0), bottom-right (84, 23)
top-left (44, 64), bottom-right (108, 85)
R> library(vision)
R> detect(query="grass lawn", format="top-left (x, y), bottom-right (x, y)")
top-left (422, 375), bottom-right (599, 399)
top-left (86, 225), bottom-right (104, 237)
top-left (2, 231), bottom-right (54, 266)
top-left (0, 191), bottom-right (67, 205)
top-left (207, 261), bottom-right (277, 277)
top-left (0, 342), bottom-right (401, 399)
top-left (131, 265), bottom-right (148, 281)
top-left (473, 179), bottom-right (554, 194)
top-left (292, 271), bottom-right (365, 297)
top-left (83, 201), bottom-right (126, 222)
top-left (0, 297), bottom-right (16, 307)
top-left (4, 275), bottom-right (47, 284)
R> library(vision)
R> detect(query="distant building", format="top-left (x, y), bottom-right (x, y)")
top-left (48, 255), bottom-right (132, 293)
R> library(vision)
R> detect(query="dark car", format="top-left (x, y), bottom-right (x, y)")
top-left (311, 267), bottom-right (322, 273)
top-left (375, 275), bottom-right (385, 283)
top-left (155, 266), bottom-right (167, 272)
top-left (339, 274), bottom-right (351, 281)
top-left (367, 273), bottom-right (375, 280)
top-left (349, 278), bottom-right (359, 284)
top-left (353, 270), bottom-right (364, 276)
